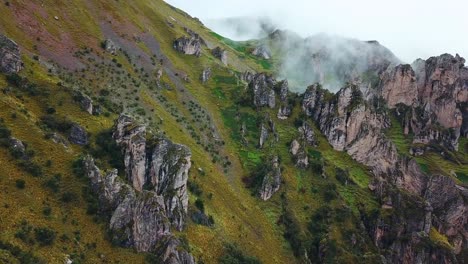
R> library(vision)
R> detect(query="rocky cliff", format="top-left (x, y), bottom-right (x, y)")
top-left (83, 115), bottom-right (195, 263)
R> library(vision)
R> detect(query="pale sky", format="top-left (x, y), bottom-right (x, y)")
top-left (165, 0), bottom-right (468, 63)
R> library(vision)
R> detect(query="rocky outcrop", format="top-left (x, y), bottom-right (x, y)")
top-left (102, 39), bottom-right (118, 55)
top-left (277, 105), bottom-right (292, 120)
top-left (73, 91), bottom-right (94, 115)
top-left (113, 115), bottom-right (147, 192)
top-left (425, 175), bottom-right (468, 254)
top-left (298, 122), bottom-right (317, 146)
top-left (113, 115), bottom-right (191, 230)
top-left (0, 34), bottom-right (23, 74)
top-left (212, 47), bottom-right (227, 65)
top-left (68, 123), bottom-right (88, 145)
top-left (82, 157), bottom-right (195, 263)
top-left (258, 156), bottom-right (282, 200)
top-left (173, 36), bottom-right (202, 57)
top-left (380, 54), bottom-right (468, 151)
top-left (252, 45), bottom-right (271, 60)
top-left (248, 73), bottom-right (276, 108)
top-left (153, 236), bottom-right (196, 264)
top-left (147, 137), bottom-right (191, 230)
top-left (259, 123), bottom-right (269, 148)
top-left (302, 84), bottom-right (417, 191)
top-left (200, 68), bottom-right (211, 83)
top-left (290, 139), bottom-right (308, 169)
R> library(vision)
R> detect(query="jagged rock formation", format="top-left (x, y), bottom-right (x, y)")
top-left (258, 115), bottom-right (278, 148)
top-left (298, 122), bottom-right (317, 146)
top-left (258, 156), bottom-right (282, 200)
top-left (82, 157), bottom-right (194, 263)
top-left (379, 54), bottom-right (468, 151)
top-left (289, 139), bottom-right (308, 169)
top-left (248, 74), bottom-right (290, 110)
top-left (68, 123), bottom-right (88, 145)
top-left (173, 36), bottom-right (202, 57)
top-left (252, 45), bottom-right (271, 60)
top-left (153, 236), bottom-right (196, 264)
top-left (212, 47), bottom-right (227, 65)
top-left (277, 105), bottom-right (292, 120)
top-left (302, 80), bottom-right (468, 262)
top-left (82, 115), bottom-right (194, 263)
top-left (0, 34), bottom-right (23, 74)
top-left (200, 68), bottom-right (211, 83)
top-left (113, 115), bottom-right (191, 230)
top-left (250, 73), bottom-right (276, 108)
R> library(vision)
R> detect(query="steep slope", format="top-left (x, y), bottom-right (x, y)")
top-left (0, 1), bottom-right (467, 264)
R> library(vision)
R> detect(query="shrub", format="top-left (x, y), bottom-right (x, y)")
top-left (219, 244), bottom-right (261, 264)
top-left (335, 167), bottom-right (349, 185)
top-left (34, 227), bottom-right (56, 246)
top-left (15, 179), bottom-right (25, 189)
top-left (61, 191), bottom-right (78, 203)
top-left (194, 199), bottom-right (205, 213)
top-left (44, 174), bottom-right (61, 193)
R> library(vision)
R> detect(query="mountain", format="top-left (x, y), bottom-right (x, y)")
top-left (0, 1), bottom-right (467, 264)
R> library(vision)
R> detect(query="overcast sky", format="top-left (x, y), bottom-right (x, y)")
top-left (165, 0), bottom-right (468, 63)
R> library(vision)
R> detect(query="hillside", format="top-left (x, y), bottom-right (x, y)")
top-left (0, 1), bottom-right (467, 264)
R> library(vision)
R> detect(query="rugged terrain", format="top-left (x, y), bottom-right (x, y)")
top-left (0, 1), bottom-right (467, 264)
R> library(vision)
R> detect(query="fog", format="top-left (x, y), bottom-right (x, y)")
top-left (165, 0), bottom-right (468, 63)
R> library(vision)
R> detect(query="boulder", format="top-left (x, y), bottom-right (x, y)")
top-left (212, 47), bottom-right (227, 65)
top-left (102, 39), bottom-right (119, 55)
top-left (0, 34), bottom-right (23, 73)
top-left (173, 36), bottom-right (202, 57)
top-left (68, 123), bottom-right (88, 145)
top-left (200, 68), bottom-right (211, 83)
top-left (277, 105), bottom-right (292, 120)
top-left (258, 156), bottom-right (282, 201)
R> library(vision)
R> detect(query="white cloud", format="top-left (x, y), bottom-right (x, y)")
top-left (165, 0), bottom-right (468, 63)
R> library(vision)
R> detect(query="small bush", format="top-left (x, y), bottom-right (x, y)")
top-left (219, 243), bottom-right (261, 264)
top-left (15, 179), bottom-right (25, 189)
top-left (194, 199), bottom-right (205, 213)
top-left (61, 191), bottom-right (78, 203)
top-left (34, 227), bottom-right (56, 246)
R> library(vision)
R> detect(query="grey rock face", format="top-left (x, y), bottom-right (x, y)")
top-left (241, 71), bottom-right (255, 83)
top-left (252, 45), bottom-right (271, 60)
top-left (9, 137), bottom-right (26, 157)
top-left (68, 123), bottom-right (88, 145)
top-left (147, 138), bottom-right (191, 231)
top-left (83, 155), bottom-right (195, 262)
top-left (103, 39), bottom-right (118, 55)
top-left (173, 36), bottom-right (202, 57)
top-left (289, 139), bottom-right (308, 169)
top-left (113, 115), bottom-right (191, 230)
top-left (249, 73), bottom-right (276, 108)
top-left (200, 68), bottom-right (211, 83)
top-left (258, 156), bottom-right (282, 200)
top-left (113, 115), bottom-right (147, 192)
top-left (298, 122), bottom-right (317, 146)
top-left (154, 236), bottom-right (196, 264)
top-left (277, 105), bottom-right (292, 120)
top-left (0, 34), bottom-right (23, 74)
top-left (259, 123), bottom-right (269, 148)
top-left (212, 47), bottom-right (227, 65)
